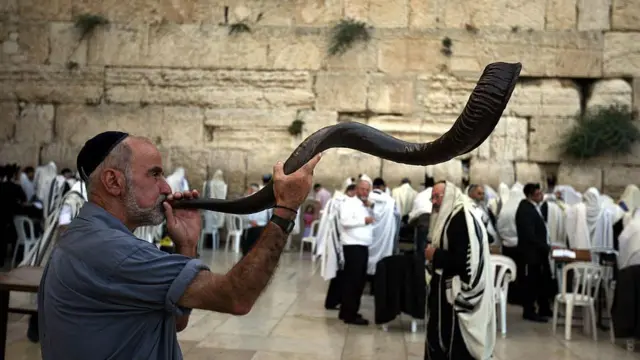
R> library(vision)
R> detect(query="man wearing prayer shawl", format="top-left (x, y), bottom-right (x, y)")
top-left (424, 181), bottom-right (495, 360)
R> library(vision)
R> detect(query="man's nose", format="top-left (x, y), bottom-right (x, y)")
top-left (159, 179), bottom-right (172, 194)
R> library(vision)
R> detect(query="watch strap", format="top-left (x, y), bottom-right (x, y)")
top-left (270, 213), bottom-right (295, 234)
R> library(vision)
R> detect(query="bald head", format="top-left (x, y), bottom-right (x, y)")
top-left (431, 181), bottom-right (445, 212)
top-left (88, 136), bottom-right (172, 230)
top-left (355, 179), bottom-right (371, 201)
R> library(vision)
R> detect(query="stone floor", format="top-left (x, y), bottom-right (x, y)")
top-left (5, 249), bottom-right (640, 360)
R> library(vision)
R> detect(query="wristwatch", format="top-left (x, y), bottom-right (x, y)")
top-left (270, 213), bottom-right (295, 234)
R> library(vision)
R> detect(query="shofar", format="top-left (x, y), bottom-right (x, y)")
top-left (172, 61), bottom-right (522, 214)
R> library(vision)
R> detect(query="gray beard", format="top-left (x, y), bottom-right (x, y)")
top-left (124, 179), bottom-right (166, 228)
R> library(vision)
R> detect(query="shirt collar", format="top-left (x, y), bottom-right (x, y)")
top-left (75, 202), bottom-right (134, 236)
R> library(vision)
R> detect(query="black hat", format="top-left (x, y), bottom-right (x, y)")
top-left (77, 131), bottom-right (129, 182)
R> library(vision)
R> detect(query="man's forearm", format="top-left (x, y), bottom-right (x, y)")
top-left (175, 243), bottom-right (198, 331)
top-left (225, 208), bottom-right (292, 312)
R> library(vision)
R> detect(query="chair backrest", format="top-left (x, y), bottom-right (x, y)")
top-left (226, 214), bottom-right (243, 232)
top-left (13, 216), bottom-right (37, 243)
top-left (310, 219), bottom-right (320, 237)
top-left (561, 261), bottom-right (604, 299)
top-left (490, 254), bottom-right (517, 289)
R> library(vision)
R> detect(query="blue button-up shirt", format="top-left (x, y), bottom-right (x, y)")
top-left (38, 202), bottom-right (210, 360)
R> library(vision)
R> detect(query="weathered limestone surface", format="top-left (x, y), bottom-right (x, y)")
top-left (611, 0), bottom-right (640, 31)
top-left (0, 66), bottom-right (104, 103)
top-left (1, 0), bottom-right (639, 195)
top-left (586, 79), bottom-right (633, 109)
top-left (515, 162), bottom-right (544, 184)
top-left (577, 0), bottom-right (611, 31)
top-left (604, 32), bottom-right (640, 76)
top-left (603, 166), bottom-right (640, 196)
top-left (469, 160), bottom-right (515, 189)
top-left (558, 165), bottom-right (603, 192)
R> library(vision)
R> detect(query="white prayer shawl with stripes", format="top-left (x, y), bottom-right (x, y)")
top-left (319, 197), bottom-right (346, 281)
top-left (367, 189), bottom-right (397, 275)
top-left (565, 203), bottom-right (591, 249)
top-left (432, 182), bottom-right (495, 360)
top-left (545, 200), bottom-right (566, 246)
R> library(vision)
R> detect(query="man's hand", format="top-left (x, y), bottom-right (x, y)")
top-left (163, 190), bottom-right (201, 250)
top-left (273, 153), bottom-right (322, 213)
top-left (365, 216), bottom-right (375, 224)
top-left (425, 245), bottom-right (436, 261)
top-left (250, 220), bottom-right (258, 227)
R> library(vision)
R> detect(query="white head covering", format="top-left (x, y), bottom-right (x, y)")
top-left (496, 186), bottom-right (526, 247)
top-left (584, 187), bottom-right (603, 233)
top-left (554, 185), bottom-right (582, 205)
top-left (620, 184), bottom-right (640, 211)
top-left (166, 167), bottom-right (187, 193)
top-left (408, 187), bottom-right (432, 223)
top-left (430, 181), bottom-right (471, 248)
top-left (358, 174), bottom-right (373, 187)
top-left (498, 183), bottom-right (510, 202)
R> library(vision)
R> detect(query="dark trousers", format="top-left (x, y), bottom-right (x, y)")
top-left (241, 226), bottom-right (265, 256)
top-left (324, 269), bottom-right (343, 309)
top-left (522, 260), bottom-right (553, 316)
top-left (339, 245), bottom-right (369, 322)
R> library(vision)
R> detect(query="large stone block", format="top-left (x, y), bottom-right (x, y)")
top-left (577, 0), bottom-right (612, 31)
top-left (611, 0), bottom-right (640, 31)
top-left (246, 147), bottom-right (298, 186)
top-left (48, 22), bottom-right (87, 66)
top-left (295, 0), bottom-right (343, 26)
top-left (1, 23), bottom-right (49, 64)
top-left (162, 106), bottom-right (205, 147)
top-left (55, 104), bottom-right (164, 145)
top-left (634, 78), bottom-right (640, 115)
top-left (40, 142), bottom-right (83, 170)
top-left (416, 73), bottom-right (477, 117)
top-left (506, 79), bottom-right (581, 118)
top-left (545, 0), bottom-right (578, 29)
top-left (528, 117), bottom-right (576, 162)
top-left (88, 23), bottom-right (149, 66)
top-left (557, 164), bottom-right (603, 192)
top-left (266, 28), bottom-right (323, 71)
top-left (106, 68), bottom-right (314, 108)
top-left (429, 159), bottom-right (463, 187)
top-left (488, 116), bottom-right (528, 161)
top-left (17, 0), bottom-right (73, 21)
top-left (408, 0), bottom-right (445, 29)
top-left (146, 23), bottom-right (268, 69)
top-left (315, 72), bottom-right (368, 111)
top-left (0, 102), bottom-right (17, 142)
top-left (368, 116), bottom-right (445, 143)
top-left (469, 160), bottom-right (515, 189)
top-left (450, 30), bottom-right (603, 78)
top-left (515, 162), bottom-right (544, 184)
top-left (442, 0), bottom-right (546, 30)
top-left (368, 0), bottom-right (409, 28)
top-left (603, 166), bottom-right (640, 196)
top-left (297, 110), bottom-right (338, 136)
top-left (16, 104), bottom-right (54, 144)
top-left (0, 142), bottom-right (39, 166)
top-left (604, 32), bottom-right (640, 76)
top-left (586, 79), bottom-right (633, 109)
top-left (381, 161), bottom-right (426, 190)
top-left (367, 74), bottom-right (415, 114)
top-left (67, 0), bottom-right (195, 23)
top-left (0, 65), bottom-right (104, 104)
top-left (377, 31), bottom-right (447, 74)
top-left (313, 148), bottom-right (382, 190)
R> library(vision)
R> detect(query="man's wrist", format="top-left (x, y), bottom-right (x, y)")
top-left (175, 243), bottom-right (197, 257)
top-left (273, 207), bottom-right (297, 220)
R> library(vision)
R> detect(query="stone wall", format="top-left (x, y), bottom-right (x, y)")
top-left (1, 1), bottom-right (639, 197)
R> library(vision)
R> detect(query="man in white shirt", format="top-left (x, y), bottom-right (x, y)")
top-left (338, 179), bottom-right (375, 325)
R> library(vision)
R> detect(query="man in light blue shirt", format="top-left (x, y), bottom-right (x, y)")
top-left (38, 131), bottom-right (323, 359)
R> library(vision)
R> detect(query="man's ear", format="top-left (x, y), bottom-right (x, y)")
top-left (101, 169), bottom-right (126, 196)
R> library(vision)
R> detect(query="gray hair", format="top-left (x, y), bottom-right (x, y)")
top-left (86, 140), bottom-right (133, 196)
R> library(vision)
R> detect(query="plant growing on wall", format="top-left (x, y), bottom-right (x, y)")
top-left (441, 37), bottom-right (452, 56)
top-left (288, 119), bottom-right (305, 136)
top-left (559, 104), bottom-right (640, 160)
top-left (328, 18), bottom-right (371, 57)
top-left (66, 13), bottom-right (109, 70)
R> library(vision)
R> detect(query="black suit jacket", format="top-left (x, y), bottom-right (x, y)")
top-left (515, 199), bottom-right (549, 264)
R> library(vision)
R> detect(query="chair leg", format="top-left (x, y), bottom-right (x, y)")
top-left (589, 303), bottom-right (598, 341)
top-left (500, 293), bottom-right (507, 337)
top-left (565, 303), bottom-right (574, 341)
top-left (299, 241), bottom-right (304, 257)
top-left (552, 299), bottom-right (559, 336)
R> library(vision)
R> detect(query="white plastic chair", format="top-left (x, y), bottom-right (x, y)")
top-left (300, 219), bottom-right (320, 260)
top-left (224, 214), bottom-right (243, 253)
top-left (552, 261), bottom-right (603, 341)
top-left (490, 254), bottom-right (517, 337)
top-left (12, 216), bottom-right (39, 268)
